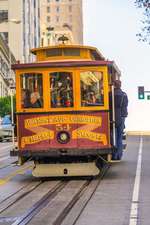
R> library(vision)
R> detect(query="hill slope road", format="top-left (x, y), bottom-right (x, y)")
top-left (75, 135), bottom-right (149, 225)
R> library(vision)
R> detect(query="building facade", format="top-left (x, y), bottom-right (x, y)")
top-left (40, 0), bottom-right (83, 46)
top-left (0, 34), bottom-right (16, 97)
top-left (0, 0), bottom-right (40, 63)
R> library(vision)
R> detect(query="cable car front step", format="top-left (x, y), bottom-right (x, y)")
top-left (32, 162), bottom-right (100, 177)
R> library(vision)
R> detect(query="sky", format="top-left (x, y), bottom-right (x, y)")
top-left (83, 0), bottom-right (150, 131)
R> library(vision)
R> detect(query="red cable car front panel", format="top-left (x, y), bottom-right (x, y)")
top-left (18, 112), bottom-right (110, 152)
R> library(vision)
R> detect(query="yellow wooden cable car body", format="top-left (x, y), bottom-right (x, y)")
top-left (12, 44), bottom-right (121, 177)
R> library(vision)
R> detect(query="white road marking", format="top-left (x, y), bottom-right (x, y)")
top-left (129, 136), bottom-right (143, 225)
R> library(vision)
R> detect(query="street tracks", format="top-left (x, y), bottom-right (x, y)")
top-left (0, 163), bottom-right (110, 225)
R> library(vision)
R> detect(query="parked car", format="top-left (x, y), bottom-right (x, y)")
top-left (0, 115), bottom-right (12, 142)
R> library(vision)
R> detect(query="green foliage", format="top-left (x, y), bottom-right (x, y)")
top-left (135, 0), bottom-right (150, 43)
top-left (0, 95), bottom-right (16, 117)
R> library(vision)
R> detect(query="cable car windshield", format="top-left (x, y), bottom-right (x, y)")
top-left (50, 72), bottom-right (73, 108)
top-left (19, 70), bottom-right (105, 110)
top-left (80, 71), bottom-right (104, 106)
top-left (20, 73), bottom-right (43, 108)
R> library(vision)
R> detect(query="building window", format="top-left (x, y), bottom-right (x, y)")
top-left (0, 10), bottom-right (8, 23)
top-left (69, 5), bottom-right (72, 12)
top-left (47, 6), bottom-right (50, 13)
top-left (56, 6), bottom-right (59, 12)
top-left (69, 15), bottom-right (72, 22)
top-left (0, 32), bottom-right (8, 44)
top-left (0, 59), bottom-right (9, 79)
top-left (34, 36), bottom-right (37, 47)
top-left (47, 16), bottom-right (51, 22)
top-left (56, 16), bottom-right (59, 22)
top-left (63, 23), bottom-right (72, 30)
top-left (34, 0), bottom-right (36, 8)
top-left (41, 38), bottom-right (44, 47)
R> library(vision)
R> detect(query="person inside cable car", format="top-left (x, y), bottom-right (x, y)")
top-left (21, 89), bottom-right (31, 108)
top-left (30, 89), bottom-right (42, 108)
top-left (50, 73), bottom-right (73, 107)
top-left (81, 88), bottom-right (103, 106)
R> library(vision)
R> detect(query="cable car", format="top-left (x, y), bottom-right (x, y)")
top-left (11, 44), bottom-right (121, 177)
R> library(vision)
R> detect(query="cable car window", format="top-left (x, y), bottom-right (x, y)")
top-left (46, 48), bottom-right (62, 57)
top-left (20, 73), bottom-right (43, 108)
top-left (63, 48), bottom-right (80, 56)
top-left (50, 72), bottom-right (73, 108)
top-left (80, 71), bottom-right (104, 106)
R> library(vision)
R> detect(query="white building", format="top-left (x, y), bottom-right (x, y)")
top-left (0, 0), bottom-right (40, 63)
top-left (0, 34), bottom-right (15, 97)
top-left (40, 0), bottom-right (83, 46)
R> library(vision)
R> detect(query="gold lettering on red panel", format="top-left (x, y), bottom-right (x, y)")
top-left (21, 115), bottom-right (107, 147)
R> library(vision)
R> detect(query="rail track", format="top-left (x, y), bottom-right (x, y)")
top-left (0, 162), bottom-right (110, 225)
top-left (0, 161), bottom-right (17, 171)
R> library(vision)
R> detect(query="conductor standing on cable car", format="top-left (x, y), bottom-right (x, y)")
top-left (112, 80), bottom-right (128, 160)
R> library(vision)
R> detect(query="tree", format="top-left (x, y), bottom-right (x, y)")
top-left (135, 0), bottom-right (150, 43)
top-left (0, 96), bottom-right (16, 118)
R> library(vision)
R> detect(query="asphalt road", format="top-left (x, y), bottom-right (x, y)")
top-left (0, 135), bottom-right (149, 225)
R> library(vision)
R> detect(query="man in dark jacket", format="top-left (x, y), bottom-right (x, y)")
top-left (112, 80), bottom-right (128, 160)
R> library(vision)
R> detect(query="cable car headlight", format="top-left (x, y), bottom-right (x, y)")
top-left (57, 131), bottom-right (70, 144)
